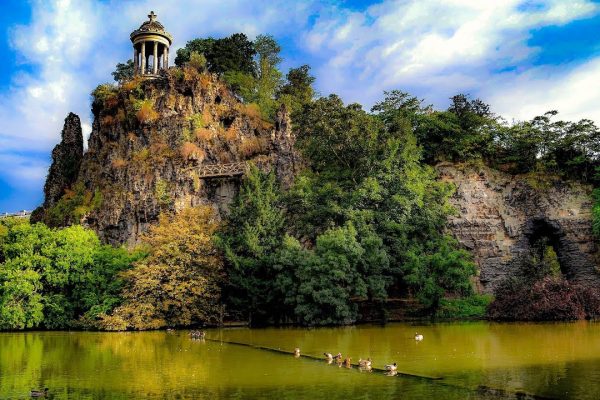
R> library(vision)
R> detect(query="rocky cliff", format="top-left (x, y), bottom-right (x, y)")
top-left (31, 113), bottom-right (84, 223)
top-left (36, 68), bottom-right (299, 246)
top-left (438, 162), bottom-right (600, 293)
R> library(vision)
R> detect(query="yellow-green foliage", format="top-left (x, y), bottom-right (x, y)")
top-left (188, 52), bottom-right (207, 71)
top-left (134, 99), bottom-right (158, 124)
top-left (101, 206), bottom-right (224, 330)
top-left (132, 148), bottom-right (150, 163)
top-left (191, 171), bottom-right (202, 192)
top-left (92, 83), bottom-right (118, 104)
top-left (182, 126), bottom-right (192, 142)
top-left (170, 67), bottom-right (184, 83)
top-left (45, 183), bottom-right (103, 227)
top-left (154, 179), bottom-right (172, 207)
top-left (189, 113), bottom-right (205, 130)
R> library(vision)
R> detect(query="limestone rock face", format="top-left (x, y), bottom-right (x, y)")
top-left (70, 71), bottom-right (299, 246)
top-left (31, 113), bottom-right (84, 223)
top-left (438, 162), bottom-right (600, 293)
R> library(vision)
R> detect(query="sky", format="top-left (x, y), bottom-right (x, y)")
top-left (1, 0), bottom-right (600, 213)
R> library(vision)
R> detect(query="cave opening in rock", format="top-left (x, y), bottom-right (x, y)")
top-left (525, 218), bottom-right (569, 280)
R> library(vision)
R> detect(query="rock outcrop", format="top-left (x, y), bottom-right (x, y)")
top-left (31, 113), bottom-right (84, 223)
top-left (438, 162), bottom-right (600, 293)
top-left (76, 70), bottom-right (298, 246)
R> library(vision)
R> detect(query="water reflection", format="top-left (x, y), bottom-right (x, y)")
top-left (0, 322), bottom-right (599, 399)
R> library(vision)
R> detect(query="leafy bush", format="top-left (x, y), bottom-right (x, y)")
top-left (435, 294), bottom-right (492, 319)
top-left (180, 142), bottom-right (205, 161)
top-left (0, 220), bottom-right (138, 330)
top-left (135, 99), bottom-right (158, 123)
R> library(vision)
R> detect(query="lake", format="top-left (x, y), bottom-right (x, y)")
top-left (2, 321), bottom-right (600, 399)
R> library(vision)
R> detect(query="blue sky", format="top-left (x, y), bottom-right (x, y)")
top-left (1, 0), bottom-right (600, 213)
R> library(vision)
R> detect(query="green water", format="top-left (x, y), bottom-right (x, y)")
top-left (2, 322), bottom-right (600, 399)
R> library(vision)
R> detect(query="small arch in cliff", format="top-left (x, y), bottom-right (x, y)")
top-left (524, 218), bottom-right (572, 279)
top-left (220, 115), bottom-right (235, 129)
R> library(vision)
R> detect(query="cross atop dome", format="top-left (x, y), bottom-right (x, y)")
top-left (130, 11), bottom-right (173, 77)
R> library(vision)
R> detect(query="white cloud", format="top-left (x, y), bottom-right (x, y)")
top-left (302, 0), bottom-right (600, 115)
top-left (484, 57), bottom-right (600, 123)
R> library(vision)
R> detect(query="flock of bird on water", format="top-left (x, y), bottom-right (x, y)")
top-left (29, 330), bottom-right (424, 397)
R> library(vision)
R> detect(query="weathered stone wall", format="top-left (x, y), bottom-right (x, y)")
top-left (438, 162), bottom-right (600, 293)
top-left (39, 71), bottom-right (299, 246)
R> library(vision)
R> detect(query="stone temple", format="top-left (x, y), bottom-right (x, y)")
top-left (131, 11), bottom-right (173, 76)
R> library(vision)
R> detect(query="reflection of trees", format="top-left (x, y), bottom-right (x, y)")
top-left (2, 324), bottom-right (600, 399)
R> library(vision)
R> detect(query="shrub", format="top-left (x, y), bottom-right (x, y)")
top-left (136, 100), bottom-right (158, 123)
top-left (101, 115), bottom-right (116, 126)
top-left (223, 126), bottom-right (239, 142)
top-left (183, 66), bottom-right (200, 82)
top-left (239, 136), bottom-right (265, 158)
top-left (180, 142), bottom-right (206, 161)
top-left (154, 179), bottom-right (172, 207)
top-left (92, 83), bottom-right (117, 103)
top-left (196, 128), bottom-right (213, 142)
top-left (188, 51), bottom-right (207, 71)
top-left (111, 158), bottom-right (127, 169)
top-left (132, 148), bottom-right (150, 163)
top-left (488, 276), bottom-right (588, 321)
top-left (200, 74), bottom-right (212, 89)
top-left (435, 294), bottom-right (492, 319)
top-left (189, 113), bottom-right (205, 129)
top-left (170, 67), bottom-right (184, 83)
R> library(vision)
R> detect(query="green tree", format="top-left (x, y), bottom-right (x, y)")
top-left (0, 219), bottom-right (136, 330)
top-left (105, 206), bottom-right (224, 330)
top-left (219, 165), bottom-right (285, 325)
top-left (175, 34), bottom-right (255, 75)
top-left (278, 65), bottom-right (316, 116)
top-left (112, 60), bottom-right (135, 83)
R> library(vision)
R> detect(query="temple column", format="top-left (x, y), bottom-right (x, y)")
top-left (134, 46), bottom-right (139, 74)
top-left (140, 41), bottom-right (146, 75)
top-left (165, 47), bottom-right (169, 69)
top-left (153, 41), bottom-right (158, 74)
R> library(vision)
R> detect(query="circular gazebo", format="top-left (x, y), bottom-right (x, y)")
top-left (131, 11), bottom-right (173, 76)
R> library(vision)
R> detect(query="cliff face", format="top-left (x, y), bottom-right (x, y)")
top-left (438, 162), bottom-right (600, 293)
top-left (50, 70), bottom-right (298, 246)
top-left (31, 113), bottom-right (84, 223)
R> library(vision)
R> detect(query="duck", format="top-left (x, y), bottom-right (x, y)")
top-left (385, 362), bottom-right (398, 372)
top-left (30, 388), bottom-right (48, 397)
top-left (358, 358), bottom-right (372, 369)
top-left (343, 357), bottom-right (352, 368)
top-left (414, 333), bottom-right (424, 341)
top-left (190, 330), bottom-right (206, 340)
top-left (333, 352), bottom-right (342, 361)
top-left (294, 348), bottom-right (301, 357)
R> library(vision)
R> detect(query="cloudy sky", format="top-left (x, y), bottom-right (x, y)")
top-left (1, 0), bottom-right (599, 212)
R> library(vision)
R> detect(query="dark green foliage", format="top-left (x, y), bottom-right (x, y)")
top-left (593, 187), bottom-right (600, 239)
top-left (0, 219), bottom-right (138, 330)
top-left (221, 91), bottom-right (477, 325)
top-left (112, 60), bottom-right (134, 83)
top-left (219, 165), bottom-right (286, 325)
top-left (175, 34), bottom-right (255, 75)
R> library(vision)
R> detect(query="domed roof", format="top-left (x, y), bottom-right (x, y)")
top-left (130, 11), bottom-right (173, 44)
